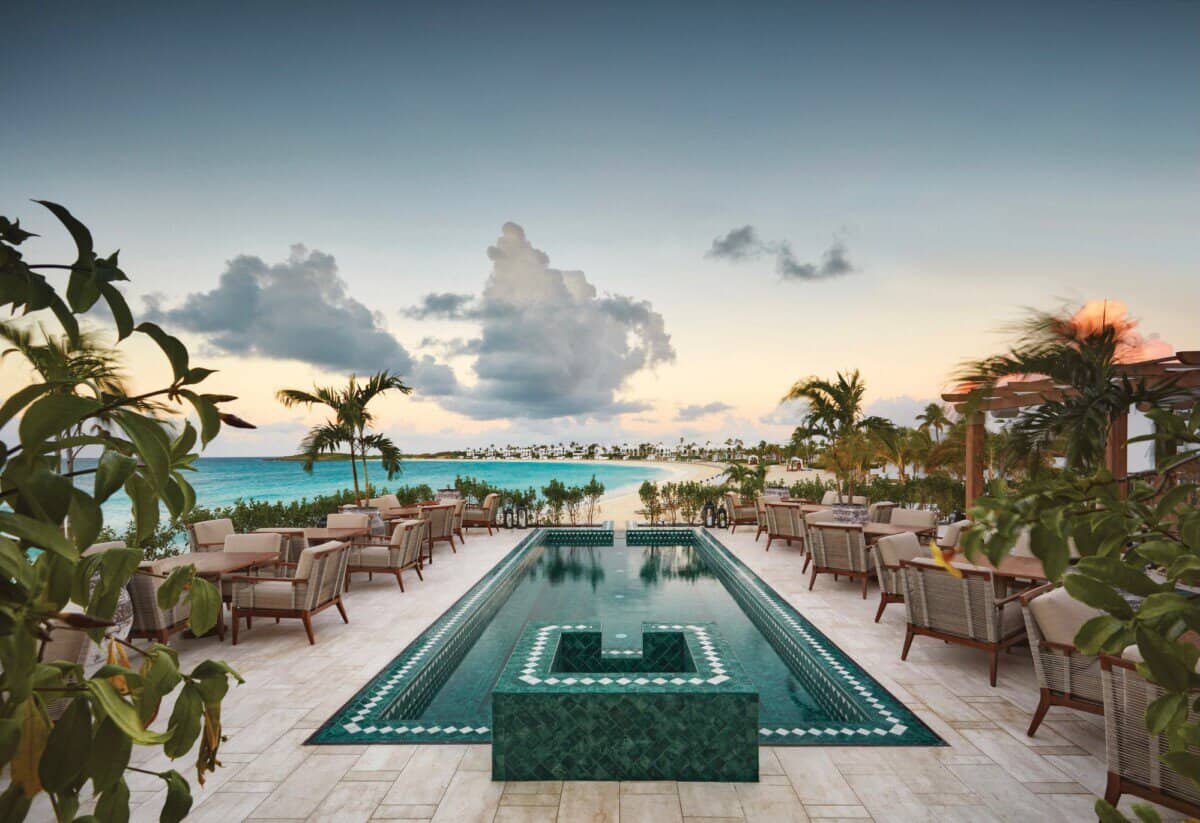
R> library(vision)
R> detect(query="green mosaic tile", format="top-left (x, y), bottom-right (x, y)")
top-left (492, 623), bottom-right (758, 781)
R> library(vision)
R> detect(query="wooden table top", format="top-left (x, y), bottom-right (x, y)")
top-left (949, 552), bottom-right (1049, 582)
top-left (142, 551), bottom-right (280, 576)
top-left (770, 501), bottom-right (829, 514)
top-left (301, 527), bottom-right (369, 541)
top-left (814, 521), bottom-right (937, 540)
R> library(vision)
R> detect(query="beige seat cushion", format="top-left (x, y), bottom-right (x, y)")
top-left (191, 518), bottom-right (235, 547)
top-left (806, 509), bottom-right (838, 525)
top-left (352, 546), bottom-right (394, 569)
top-left (1030, 587), bottom-right (1103, 647)
top-left (820, 491), bottom-right (840, 506)
top-left (83, 540), bottom-right (126, 557)
top-left (224, 533), bottom-right (282, 554)
top-left (1000, 603), bottom-right (1026, 637)
top-left (295, 540), bottom-right (341, 580)
top-left (234, 580), bottom-right (302, 610)
top-left (327, 513), bottom-right (370, 529)
top-left (875, 532), bottom-right (927, 566)
top-left (890, 509), bottom-right (937, 529)
top-left (369, 494), bottom-right (402, 511)
top-left (938, 519), bottom-right (973, 549)
top-left (1011, 528), bottom-right (1034, 558)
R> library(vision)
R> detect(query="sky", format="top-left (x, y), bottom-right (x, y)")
top-left (3, 1), bottom-right (1198, 455)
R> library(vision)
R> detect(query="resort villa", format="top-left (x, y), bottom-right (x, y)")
top-left (4, 4), bottom-right (1199, 823)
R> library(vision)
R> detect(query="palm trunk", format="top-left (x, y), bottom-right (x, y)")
top-left (359, 432), bottom-right (371, 501)
top-left (348, 441), bottom-right (361, 504)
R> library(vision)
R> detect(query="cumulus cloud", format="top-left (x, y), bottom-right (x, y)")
top-left (145, 245), bottom-right (454, 399)
top-left (414, 222), bottom-right (675, 420)
top-left (676, 401), bottom-right (734, 421)
top-left (706, 225), bottom-right (856, 282)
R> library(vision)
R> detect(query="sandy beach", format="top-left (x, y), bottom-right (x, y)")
top-left (590, 460), bottom-right (725, 525)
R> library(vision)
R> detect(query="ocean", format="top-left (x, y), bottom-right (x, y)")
top-left (85, 457), bottom-right (672, 529)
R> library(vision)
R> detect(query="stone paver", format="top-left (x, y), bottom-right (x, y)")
top-left (35, 526), bottom-right (1189, 822)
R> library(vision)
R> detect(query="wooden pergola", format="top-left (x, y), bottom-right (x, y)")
top-left (941, 350), bottom-right (1200, 507)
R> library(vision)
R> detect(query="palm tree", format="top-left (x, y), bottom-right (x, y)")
top-left (0, 322), bottom-right (164, 477)
top-left (916, 403), bottom-right (951, 443)
top-left (277, 371), bottom-right (411, 502)
top-left (345, 372), bottom-right (412, 492)
top-left (957, 305), bottom-right (1179, 472)
top-left (782, 369), bottom-right (891, 440)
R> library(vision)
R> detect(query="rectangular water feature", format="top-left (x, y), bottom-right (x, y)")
top-left (492, 622), bottom-right (758, 781)
top-left (312, 528), bottom-right (941, 748)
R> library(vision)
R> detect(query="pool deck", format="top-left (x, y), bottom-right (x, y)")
top-left (42, 527), bottom-right (1181, 822)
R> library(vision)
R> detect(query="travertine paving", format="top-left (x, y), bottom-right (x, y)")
top-left (27, 527), bottom-right (1184, 821)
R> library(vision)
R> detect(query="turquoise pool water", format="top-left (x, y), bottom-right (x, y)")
top-left (313, 529), bottom-right (941, 747)
top-left (82, 457), bottom-right (671, 529)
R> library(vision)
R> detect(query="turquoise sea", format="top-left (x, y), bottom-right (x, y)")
top-left (87, 458), bottom-right (671, 530)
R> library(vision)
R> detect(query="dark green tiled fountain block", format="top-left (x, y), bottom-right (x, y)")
top-left (492, 622), bottom-right (758, 782)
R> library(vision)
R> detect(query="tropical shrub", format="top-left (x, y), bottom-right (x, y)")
top-left (0, 203), bottom-right (243, 821)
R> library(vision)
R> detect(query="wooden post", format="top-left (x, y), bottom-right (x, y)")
top-left (965, 412), bottom-right (986, 509)
top-left (1105, 411), bottom-right (1129, 497)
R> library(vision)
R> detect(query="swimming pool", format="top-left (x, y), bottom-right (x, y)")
top-left (312, 528), bottom-right (941, 747)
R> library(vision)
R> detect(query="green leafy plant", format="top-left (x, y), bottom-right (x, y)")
top-left (637, 480), bottom-right (662, 524)
top-left (582, 475), bottom-right (605, 525)
top-left (542, 479), bottom-right (567, 525)
top-left (1, 202), bottom-right (245, 821)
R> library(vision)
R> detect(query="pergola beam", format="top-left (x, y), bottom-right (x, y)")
top-left (947, 351), bottom-right (1200, 509)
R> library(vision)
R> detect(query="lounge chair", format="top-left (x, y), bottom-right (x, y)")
top-left (345, 519), bottom-right (426, 591)
top-left (187, 518), bottom-right (234, 552)
top-left (1101, 647), bottom-right (1200, 817)
top-left (450, 498), bottom-right (466, 544)
top-left (229, 540), bottom-right (351, 645)
top-left (889, 508), bottom-right (937, 531)
top-left (763, 502), bottom-right (804, 551)
top-left (807, 522), bottom-right (874, 598)
top-left (219, 532), bottom-right (285, 599)
top-left (129, 561), bottom-right (193, 643)
top-left (871, 531), bottom-right (929, 623)
top-left (799, 509), bottom-right (837, 573)
top-left (723, 492), bottom-right (757, 532)
top-left (1021, 582), bottom-right (1104, 735)
top-left (937, 518), bottom-right (973, 550)
top-left (420, 503), bottom-right (456, 562)
top-left (463, 492), bottom-right (500, 535)
top-left (754, 496), bottom-right (769, 541)
top-left (900, 557), bottom-right (1027, 686)
top-left (867, 501), bottom-right (897, 523)
top-left (368, 493), bottom-right (402, 513)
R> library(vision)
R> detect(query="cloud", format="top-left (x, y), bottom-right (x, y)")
top-left (777, 239), bottom-right (855, 281)
top-left (145, 244), bottom-right (455, 399)
top-left (409, 355), bottom-right (459, 397)
top-left (864, 395), bottom-right (940, 427)
top-left (419, 336), bottom-right (481, 358)
top-left (403, 292), bottom-right (475, 319)
top-left (676, 401), bottom-right (734, 421)
top-left (706, 225), bottom-right (856, 282)
top-left (759, 398), bottom-right (808, 426)
top-left (706, 226), bottom-right (762, 260)
top-left (416, 222), bottom-right (675, 420)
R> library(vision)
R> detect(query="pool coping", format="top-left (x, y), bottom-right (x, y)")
top-left (308, 527), bottom-right (942, 747)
